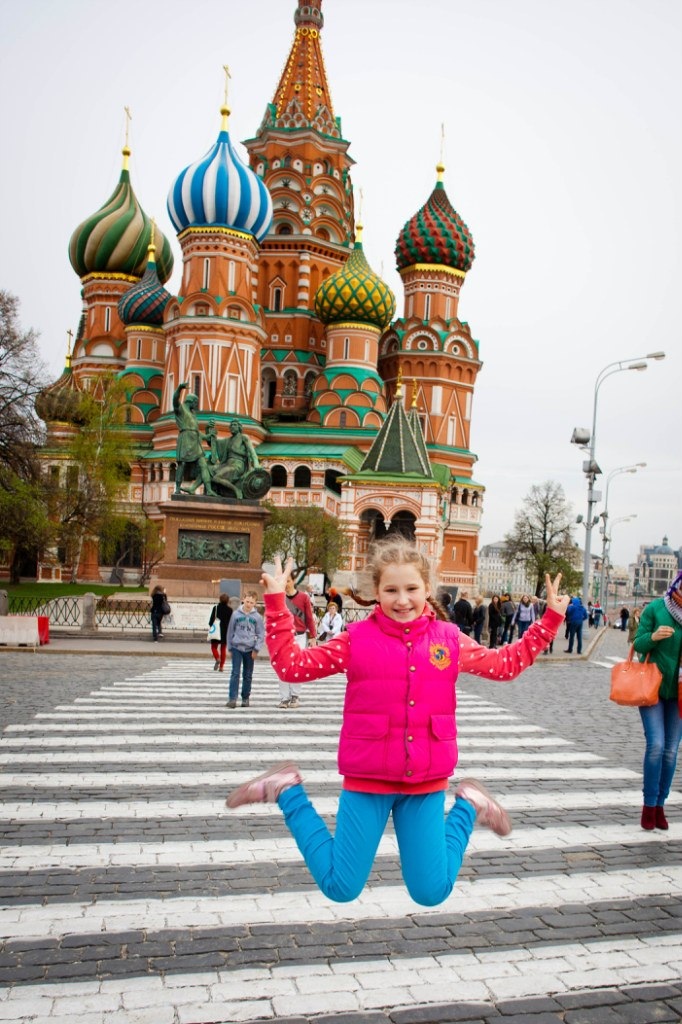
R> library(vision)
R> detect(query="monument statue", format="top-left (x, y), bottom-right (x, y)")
top-left (173, 383), bottom-right (217, 496)
top-left (206, 419), bottom-right (271, 500)
top-left (172, 384), bottom-right (271, 501)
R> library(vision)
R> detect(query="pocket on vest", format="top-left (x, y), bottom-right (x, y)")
top-left (339, 713), bottom-right (390, 777)
top-left (428, 714), bottom-right (458, 776)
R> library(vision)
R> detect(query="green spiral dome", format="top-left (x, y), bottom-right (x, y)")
top-left (69, 154), bottom-right (173, 282)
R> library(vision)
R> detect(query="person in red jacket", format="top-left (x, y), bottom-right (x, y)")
top-left (227, 537), bottom-right (568, 906)
top-left (276, 574), bottom-right (317, 709)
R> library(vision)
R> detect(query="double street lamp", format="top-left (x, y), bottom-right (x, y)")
top-left (598, 463), bottom-right (646, 606)
top-left (600, 512), bottom-right (637, 610)
top-left (572, 351), bottom-right (665, 602)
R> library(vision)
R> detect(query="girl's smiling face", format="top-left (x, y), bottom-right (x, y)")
top-left (376, 562), bottom-right (430, 621)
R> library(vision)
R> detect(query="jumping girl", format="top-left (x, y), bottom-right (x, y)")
top-left (227, 537), bottom-right (568, 906)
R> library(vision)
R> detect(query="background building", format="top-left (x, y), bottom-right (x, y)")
top-left (35, 0), bottom-right (485, 588)
top-left (631, 536), bottom-right (681, 602)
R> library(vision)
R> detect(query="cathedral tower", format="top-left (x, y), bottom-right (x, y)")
top-left (380, 163), bottom-right (483, 584)
top-left (68, 141), bottom-right (173, 390)
top-left (152, 99), bottom-right (273, 457)
top-left (244, 0), bottom-right (356, 417)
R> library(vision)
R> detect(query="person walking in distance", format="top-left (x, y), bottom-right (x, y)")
top-left (278, 573), bottom-right (317, 709)
top-left (564, 595), bottom-right (588, 654)
top-left (512, 595), bottom-right (536, 639)
top-left (487, 595), bottom-right (503, 649)
top-left (620, 606), bottom-right (630, 632)
top-left (317, 601), bottom-right (344, 642)
top-left (633, 571), bottom-right (682, 831)
top-left (209, 593), bottom-right (233, 672)
top-left (472, 597), bottom-right (486, 644)
top-left (225, 591), bottom-right (264, 708)
top-left (452, 591), bottom-right (473, 635)
top-left (150, 585), bottom-right (167, 642)
top-left (226, 536), bottom-right (568, 907)
top-left (500, 594), bottom-right (516, 644)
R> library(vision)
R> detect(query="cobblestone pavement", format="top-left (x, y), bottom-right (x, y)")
top-left (0, 626), bottom-right (680, 1023)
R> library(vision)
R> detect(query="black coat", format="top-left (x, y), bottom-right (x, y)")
top-left (209, 602), bottom-right (233, 643)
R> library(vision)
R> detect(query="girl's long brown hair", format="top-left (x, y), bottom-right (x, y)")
top-left (339, 537), bottom-right (451, 621)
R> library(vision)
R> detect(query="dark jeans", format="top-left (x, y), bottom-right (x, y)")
top-left (567, 622), bottom-right (583, 653)
top-left (501, 616), bottom-right (514, 644)
top-left (151, 611), bottom-right (163, 640)
top-left (639, 698), bottom-right (682, 806)
top-left (229, 648), bottom-right (255, 701)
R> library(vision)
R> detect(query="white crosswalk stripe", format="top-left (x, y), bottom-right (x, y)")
top-left (1, 654), bottom-right (680, 1024)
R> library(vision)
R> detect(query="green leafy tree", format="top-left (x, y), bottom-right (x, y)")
top-left (0, 290), bottom-right (47, 479)
top-left (502, 480), bottom-right (581, 596)
top-left (51, 376), bottom-right (135, 581)
top-left (262, 504), bottom-right (349, 581)
top-left (0, 469), bottom-right (54, 583)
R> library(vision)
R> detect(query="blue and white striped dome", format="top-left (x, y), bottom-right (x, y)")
top-left (167, 108), bottom-right (273, 241)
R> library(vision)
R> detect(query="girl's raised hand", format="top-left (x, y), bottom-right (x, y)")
top-left (260, 555), bottom-right (293, 595)
top-left (545, 572), bottom-right (569, 616)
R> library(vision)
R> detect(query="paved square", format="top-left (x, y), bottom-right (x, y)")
top-left (1, 629), bottom-right (681, 1023)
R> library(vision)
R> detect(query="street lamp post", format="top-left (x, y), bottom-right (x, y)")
top-left (573, 352), bottom-right (665, 602)
top-left (602, 514), bottom-right (637, 613)
top-left (598, 463), bottom-right (646, 609)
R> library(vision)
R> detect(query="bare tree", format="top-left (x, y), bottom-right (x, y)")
top-left (0, 291), bottom-right (47, 478)
top-left (502, 481), bottom-right (581, 596)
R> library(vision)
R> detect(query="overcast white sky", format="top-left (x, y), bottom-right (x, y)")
top-left (1, 0), bottom-right (680, 569)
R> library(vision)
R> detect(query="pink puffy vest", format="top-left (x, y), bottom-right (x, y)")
top-left (341, 607), bottom-right (460, 784)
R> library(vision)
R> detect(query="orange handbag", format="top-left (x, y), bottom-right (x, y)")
top-left (610, 645), bottom-right (662, 706)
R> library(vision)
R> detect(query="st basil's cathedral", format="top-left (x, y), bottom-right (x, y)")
top-left (36, 0), bottom-right (485, 589)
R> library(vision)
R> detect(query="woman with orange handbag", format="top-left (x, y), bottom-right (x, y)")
top-left (633, 570), bottom-right (682, 831)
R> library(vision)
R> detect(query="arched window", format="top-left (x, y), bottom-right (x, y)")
top-left (304, 371), bottom-right (316, 398)
top-left (283, 370), bottom-right (297, 396)
top-left (277, 224), bottom-right (292, 235)
top-left (261, 368), bottom-right (277, 409)
top-left (451, 487), bottom-right (459, 504)
top-left (273, 287), bottom-right (282, 312)
top-left (294, 465), bottom-right (311, 488)
top-left (324, 469), bottom-right (342, 495)
top-left (462, 488), bottom-right (469, 506)
top-left (270, 465), bottom-right (288, 487)
top-left (472, 491), bottom-right (479, 507)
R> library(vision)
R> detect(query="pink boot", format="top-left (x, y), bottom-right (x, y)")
top-left (455, 778), bottom-right (512, 836)
top-left (226, 761), bottom-right (302, 808)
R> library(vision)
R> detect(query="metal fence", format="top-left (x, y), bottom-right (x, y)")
top-left (95, 598), bottom-right (150, 629)
top-left (7, 595), bottom-right (82, 626)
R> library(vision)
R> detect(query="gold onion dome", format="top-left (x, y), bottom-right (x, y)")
top-left (34, 362), bottom-right (86, 425)
top-left (395, 165), bottom-right (475, 273)
top-left (68, 146), bottom-right (174, 281)
top-left (314, 229), bottom-right (396, 330)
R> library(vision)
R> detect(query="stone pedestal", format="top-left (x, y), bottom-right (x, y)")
top-left (151, 495), bottom-right (270, 598)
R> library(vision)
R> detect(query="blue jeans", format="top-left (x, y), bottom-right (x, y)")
top-left (567, 622), bottom-right (583, 653)
top-left (516, 619), bottom-right (532, 639)
top-left (229, 648), bottom-right (255, 701)
top-left (278, 785), bottom-right (476, 906)
top-left (150, 611), bottom-right (163, 640)
top-left (639, 699), bottom-right (682, 806)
